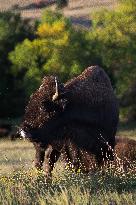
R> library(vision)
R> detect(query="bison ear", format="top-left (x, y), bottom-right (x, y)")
top-left (52, 77), bottom-right (67, 101)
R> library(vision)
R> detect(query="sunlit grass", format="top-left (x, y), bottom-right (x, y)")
top-left (0, 138), bottom-right (135, 204)
top-left (0, 165), bottom-right (135, 204)
top-left (0, 139), bottom-right (34, 176)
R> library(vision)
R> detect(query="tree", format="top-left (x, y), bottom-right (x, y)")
top-left (88, 0), bottom-right (136, 119)
top-left (9, 10), bottom-right (90, 97)
top-left (0, 11), bottom-right (35, 118)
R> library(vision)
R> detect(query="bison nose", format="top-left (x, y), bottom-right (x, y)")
top-left (19, 128), bottom-right (32, 140)
top-left (20, 129), bottom-right (27, 139)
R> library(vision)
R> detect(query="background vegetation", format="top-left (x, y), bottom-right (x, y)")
top-left (0, 138), bottom-right (135, 205)
top-left (0, 11), bottom-right (35, 118)
top-left (0, 1), bottom-right (135, 140)
top-left (0, 1), bottom-right (135, 204)
top-left (0, 0), bottom-right (136, 121)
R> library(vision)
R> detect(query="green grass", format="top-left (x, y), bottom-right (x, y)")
top-left (0, 139), bottom-right (136, 205)
top-left (0, 123), bottom-right (136, 205)
top-left (0, 171), bottom-right (135, 205)
top-left (0, 139), bottom-right (34, 176)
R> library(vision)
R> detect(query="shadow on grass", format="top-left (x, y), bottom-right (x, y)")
top-left (11, 1), bottom-right (56, 11)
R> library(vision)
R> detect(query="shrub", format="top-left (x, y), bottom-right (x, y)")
top-left (9, 10), bottom-right (90, 98)
top-left (56, 0), bottom-right (68, 8)
top-left (88, 0), bottom-right (136, 119)
top-left (0, 11), bottom-right (35, 118)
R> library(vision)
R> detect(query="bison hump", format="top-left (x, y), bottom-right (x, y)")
top-left (65, 65), bottom-right (115, 105)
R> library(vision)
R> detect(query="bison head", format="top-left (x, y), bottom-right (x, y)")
top-left (20, 76), bottom-right (67, 142)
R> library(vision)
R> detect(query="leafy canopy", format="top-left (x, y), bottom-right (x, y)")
top-left (0, 11), bottom-right (34, 117)
top-left (9, 10), bottom-right (89, 96)
top-left (88, 0), bottom-right (136, 119)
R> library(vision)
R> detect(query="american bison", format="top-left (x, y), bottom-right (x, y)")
top-left (80, 136), bottom-right (136, 172)
top-left (20, 65), bottom-right (119, 178)
top-left (113, 136), bottom-right (136, 171)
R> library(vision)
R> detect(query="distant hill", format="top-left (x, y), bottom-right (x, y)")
top-left (0, 0), bottom-right (117, 28)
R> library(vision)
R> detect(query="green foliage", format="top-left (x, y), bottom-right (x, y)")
top-left (41, 10), bottom-right (70, 26)
top-left (1, 1), bottom-right (136, 120)
top-left (10, 10), bottom-right (90, 97)
top-left (0, 11), bottom-right (35, 118)
top-left (87, 0), bottom-right (136, 119)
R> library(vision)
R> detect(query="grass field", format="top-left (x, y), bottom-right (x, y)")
top-left (0, 1), bottom-right (135, 203)
top-left (0, 124), bottom-right (135, 205)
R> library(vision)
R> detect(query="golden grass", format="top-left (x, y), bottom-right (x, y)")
top-left (0, 125), bottom-right (135, 205)
top-left (0, 139), bottom-right (34, 176)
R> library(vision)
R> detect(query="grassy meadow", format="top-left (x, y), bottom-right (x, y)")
top-left (0, 124), bottom-right (136, 205)
top-left (0, 0), bottom-right (136, 204)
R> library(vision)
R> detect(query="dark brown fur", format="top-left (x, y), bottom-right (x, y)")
top-left (61, 136), bottom-right (136, 173)
top-left (113, 136), bottom-right (136, 170)
top-left (20, 66), bottom-right (119, 178)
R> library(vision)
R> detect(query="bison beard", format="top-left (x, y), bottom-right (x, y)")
top-left (20, 65), bottom-right (119, 178)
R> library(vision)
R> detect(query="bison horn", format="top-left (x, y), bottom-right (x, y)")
top-left (52, 77), bottom-right (59, 101)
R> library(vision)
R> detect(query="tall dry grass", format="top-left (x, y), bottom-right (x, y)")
top-left (0, 138), bottom-right (135, 205)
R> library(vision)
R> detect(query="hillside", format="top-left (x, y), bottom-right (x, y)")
top-left (0, 0), bottom-right (117, 28)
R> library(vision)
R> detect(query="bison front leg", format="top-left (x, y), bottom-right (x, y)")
top-left (44, 145), bottom-right (60, 180)
top-left (65, 142), bottom-right (80, 172)
top-left (34, 143), bottom-right (45, 170)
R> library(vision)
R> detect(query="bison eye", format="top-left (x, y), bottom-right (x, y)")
top-left (42, 100), bottom-right (63, 113)
top-left (42, 100), bottom-right (55, 112)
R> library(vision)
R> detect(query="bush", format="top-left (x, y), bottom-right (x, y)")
top-left (0, 11), bottom-right (35, 118)
top-left (56, 0), bottom-right (68, 8)
top-left (88, 0), bottom-right (136, 119)
top-left (9, 10), bottom-right (90, 97)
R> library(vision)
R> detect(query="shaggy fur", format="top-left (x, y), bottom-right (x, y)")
top-left (20, 65), bottom-right (119, 178)
top-left (65, 66), bottom-right (114, 105)
top-left (69, 136), bottom-right (136, 173)
top-left (114, 136), bottom-right (136, 170)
